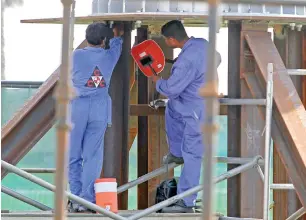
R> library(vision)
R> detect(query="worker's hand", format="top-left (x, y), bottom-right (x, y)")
top-left (113, 23), bottom-right (124, 37)
top-left (151, 75), bottom-right (161, 82)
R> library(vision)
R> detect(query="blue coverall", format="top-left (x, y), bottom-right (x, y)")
top-left (156, 37), bottom-right (210, 207)
top-left (68, 37), bottom-right (123, 205)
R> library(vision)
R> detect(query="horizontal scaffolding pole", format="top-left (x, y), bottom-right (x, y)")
top-left (270, 183), bottom-right (295, 190)
top-left (286, 207), bottom-right (306, 220)
top-left (219, 98), bottom-right (266, 105)
top-left (287, 69), bottom-right (306, 76)
top-left (1, 160), bottom-right (127, 220)
top-left (219, 217), bottom-right (263, 220)
top-left (1, 81), bottom-right (43, 89)
top-left (17, 157), bottom-right (264, 174)
top-left (1, 186), bottom-right (52, 211)
top-left (127, 156), bottom-right (262, 220)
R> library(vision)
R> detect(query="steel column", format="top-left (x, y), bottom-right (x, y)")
top-left (286, 29), bottom-right (305, 218)
top-left (136, 26), bottom-right (149, 209)
top-left (227, 20), bottom-right (242, 218)
top-left (103, 22), bottom-right (132, 210)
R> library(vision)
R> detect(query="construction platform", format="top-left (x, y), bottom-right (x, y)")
top-left (1, 211), bottom-right (223, 220)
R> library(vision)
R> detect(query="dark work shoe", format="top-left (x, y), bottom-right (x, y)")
top-left (160, 199), bottom-right (194, 213)
top-left (67, 200), bottom-right (79, 213)
top-left (77, 206), bottom-right (96, 214)
top-left (163, 153), bottom-right (184, 165)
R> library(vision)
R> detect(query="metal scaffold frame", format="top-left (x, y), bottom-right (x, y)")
top-left (2, 0), bottom-right (306, 220)
top-left (0, 62), bottom-right (278, 220)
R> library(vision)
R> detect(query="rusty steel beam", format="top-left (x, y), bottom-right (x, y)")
top-left (273, 29), bottom-right (301, 219)
top-left (136, 26), bottom-right (149, 209)
top-left (227, 20), bottom-right (241, 218)
top-left (244, 31), bottom-right (306, 208)
top-left (239, 24), bottom-right (267, 218)
top-left (303, 31), bottom-right (306, 107)
top-left (1, 40), bottom-right (87, 180)
top-left (103, 22), bottom-right (132, 210)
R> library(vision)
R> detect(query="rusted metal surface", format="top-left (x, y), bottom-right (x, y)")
top-left (239, 25), bottom-right (267, 218)
top-left (137, 27), bottom-right (149, 209)
top-left (1, 40), bottom-right (87, 179)
top-left (103, 22), bottom-right (132, 210)
top-left (285, 30), bottom-right (306, 219)
top-left (20, 12), bottom-right (306, 26)
top-left (147, 36), bottom-right (174, 206)
top-left (273, 30), bottom-right (301, 219)
top-left (227, 20), bottom-right (241, 218)
top-left (244, 31), bottom-right (306, 208)
top-left (303, 31), bottom-right (306, 108)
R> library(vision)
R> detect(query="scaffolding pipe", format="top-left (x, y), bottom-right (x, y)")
top-left (219, 98), bottom-right (266, 105)
top-left (118, 162), bottom-right (177, 193)
top-left (1, 160), bottom-right (127, 220)
top-left (1, 80), bottom-right (43, 88)
top-left (201, 0), bottom-right (220, 219)
top-left (127, 156), bottom-right (261, 220)
top-left (1, 186), bottom-right (52, 211)
top-left (255, 165), bottom-right (264, 182)
top-left (286, 207), bottom-right (306, 220)
top-left (288, 69), bottom-right (306, 76)
top-left (53, 0), bottom-right (75, 219)
top-left (263, 63), bottom-right (274, 220)
top-left (270, 184), bottom-right (295, 190)
top-left (16, 157), bottom-right (264, 174)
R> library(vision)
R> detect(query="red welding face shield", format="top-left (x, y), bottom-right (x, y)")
top-left (131, 39), bottom-right (165, 77)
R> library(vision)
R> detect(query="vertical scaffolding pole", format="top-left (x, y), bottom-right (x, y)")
top-left (263, 63), bottom-right (274, 220)
top-left (201, 0), bottom-right (220, 219)
top-left (53, 0), bottom-right (74, 219)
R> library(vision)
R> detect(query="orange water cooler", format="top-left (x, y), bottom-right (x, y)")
top-left (94, 178), bottom-right (118, 213)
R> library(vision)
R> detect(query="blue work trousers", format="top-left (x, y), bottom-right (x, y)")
top-left (68, 95), bottom-right (108, 204)
top-left (165, 106), bottom-right (204, 207)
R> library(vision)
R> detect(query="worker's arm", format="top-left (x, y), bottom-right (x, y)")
top-left (156, 60), bottom-right (195, 99)
top-left (107, 37), bottom-right (123, 69)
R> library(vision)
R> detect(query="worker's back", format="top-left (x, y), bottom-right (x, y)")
top-left (71, 38), bottom-right (122, 98)
top-left (167, 37), bottom-right (209, 118)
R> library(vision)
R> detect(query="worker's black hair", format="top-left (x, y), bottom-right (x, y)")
top-left (161, 20), bottom-right (188, 42)
top-left (86, 22), bottom-right (112, 46)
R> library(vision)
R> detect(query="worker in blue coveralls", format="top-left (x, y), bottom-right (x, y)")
top-left (152, 20), bottom-right (221, 213)
top-left (67, 22), bottom-right (124, 213)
